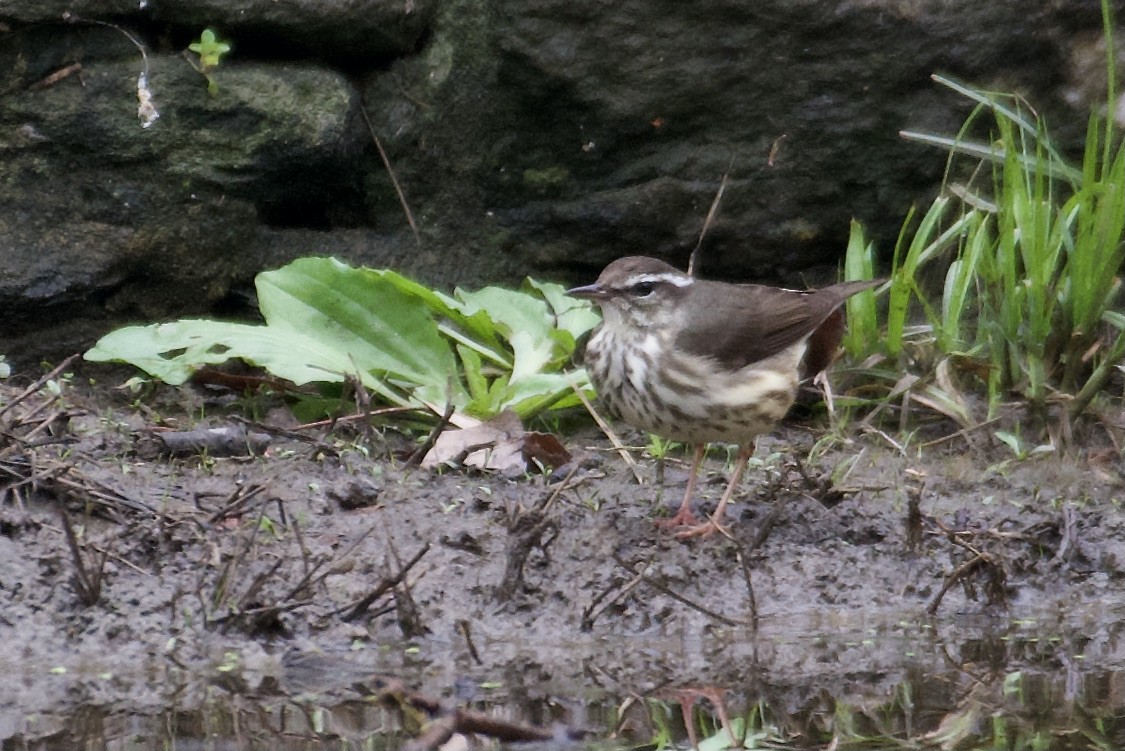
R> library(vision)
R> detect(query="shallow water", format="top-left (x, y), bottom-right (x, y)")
top-left (5, 378), bottom-right (1125, 750)
top-left (8, 613), bottom-right (1125, 750)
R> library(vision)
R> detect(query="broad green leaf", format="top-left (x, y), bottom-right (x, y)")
top-left (86, 256), bottom-right (594, 421)
top-left (456, 344), bottom-right (489, 404)
top-left (85, 319), bottom-right (409, 405)
top-left (454, 286), bottom-right (558, 382)
top-left (455, 286), bottom-right (553, 341)
top-left (256, 257), bottom-right (463, 405)
top-left (525, 278), bottom-right (601, 342)
top-left (373, 268), bottom-right (503, 348)
top-left (497, 371), bottom-right (591, 417)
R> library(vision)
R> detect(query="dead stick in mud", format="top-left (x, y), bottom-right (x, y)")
top-left (538, 462), bottom-right (580, 513)
top-left (403, 712), bottom-right (459, 751)
top-left (749, 495), bottom-right (788, 553)
top-left (1054, 505), bottom-right (1078, 563)
top-left (13, 397), bottom-right (67, 437)
top-left (494, 509), bottom-right (556, 602)
top-left (581, 568), bottom-right (646, 631)
top-left (52, 474), bottom-right (154, 516)
top-left (293, 520), bottom-right (313, 580)
top-left (905, 473), bottom-right (924, 552)
top-left (41, 521), bottom-right (147, 575)
top-left (204, 511), bottom-right (264, 613)
top-left (744, 472), bottom-right (789, 554)
top-left (925, 515), bottom-right (1007, 614)
top-left (405, 400), bottom-right (455, 468)
top-left (235, 557), bottom-right (286, 612)
top-left (495, 465), bottom-right (576, 602)
top-left (0, 354), bottom-right (79, 420)
top-left (376, 679), bottom-right (563, 746)
top-left (413, 708), bottom-right (557, 747)
top-left (14, 461), bottom-right (156, 519)
top-left (612, 554), bottom-right (745, 627)
top-left (927, 554), bottom-right (989, 615)
top-left (455, 619), bottom-right (483, 665)
top-left (735, 547), bottom-right (758, 626)
top-left (571, 382), bottom-right (643, 484)
top-left (3, 432), bottom-right (72, 451)
top-left (223, 524), bottom-right (387, 627)
top-left (20, 409), bottom-right (71, 442)
top-left (274, 548), bottom-right (335, 606)
top-left (338, 542), bottom-right (431, 621)
top-left (59, 508), bottom-right (107, 606)
top-left (206, 483), bottom-right (270, 525)
top-left (385, 529), bottom-right (429, 637)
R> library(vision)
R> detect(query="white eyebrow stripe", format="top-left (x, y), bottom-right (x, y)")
top-left (628, 272), bottom-right (693, 287)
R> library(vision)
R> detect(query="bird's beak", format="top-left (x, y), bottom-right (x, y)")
top-left (566, 283), bottom-right (608, 300)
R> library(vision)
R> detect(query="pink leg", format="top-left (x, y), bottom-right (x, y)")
top-left (654, 444), bottom-right (705, 529)
top-left (675, 444), bottom-right (753, 540)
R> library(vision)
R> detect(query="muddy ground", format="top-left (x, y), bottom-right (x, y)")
top-left (3, 362), bottom-right (1125, 746)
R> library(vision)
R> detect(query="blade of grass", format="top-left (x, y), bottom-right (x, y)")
top-left (939, 212), bottom-right (988, 352)
top-left (843, 219), bottom-right (879, 357)
top-left (901, 131), bottom-right (1084, 183)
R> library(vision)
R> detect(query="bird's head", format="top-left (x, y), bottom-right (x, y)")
top-left (566, 256), bottom-right (692, 332)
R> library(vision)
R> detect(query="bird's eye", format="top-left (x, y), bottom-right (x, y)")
top-left (631, 281), bottom-right (656, 297)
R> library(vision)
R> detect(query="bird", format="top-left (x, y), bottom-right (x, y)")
top-left (567, 255), bottom-right (879, 538)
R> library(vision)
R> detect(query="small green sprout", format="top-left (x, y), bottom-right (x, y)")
top-left (644, 433), bottom-right (681, 461)
top-left (189, 29), bottom-right (231, 72)
top-left (188, 28), bottom-right (231, 94)
top-left (216, 651), bottom-right (240, 673)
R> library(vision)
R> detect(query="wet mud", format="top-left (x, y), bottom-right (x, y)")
top-left (2, 368), bottom-right (1125, 748)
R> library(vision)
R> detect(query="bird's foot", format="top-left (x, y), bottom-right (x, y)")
top-left (672, 517), bottom-right (734, 541)
top-left (654, 507), bottom-right (702, 529)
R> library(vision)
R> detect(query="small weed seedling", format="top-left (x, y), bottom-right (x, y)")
top-left (188, 28), bottom-right (231, 95)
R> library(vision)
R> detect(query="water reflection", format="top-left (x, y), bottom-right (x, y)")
top-left (6, 617), bottom-right (1125, 750)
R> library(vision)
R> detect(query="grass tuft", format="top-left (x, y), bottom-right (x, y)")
top-left (844, 0), bottom-right (1124, 431)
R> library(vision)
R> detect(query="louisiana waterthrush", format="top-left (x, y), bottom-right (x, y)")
top-left (568, 256), bottom-right (879, 538)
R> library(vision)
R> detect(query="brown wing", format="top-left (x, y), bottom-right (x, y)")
top-left (676, 279), bottom-right (879, 371)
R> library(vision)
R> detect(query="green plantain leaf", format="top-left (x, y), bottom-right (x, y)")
top-left (85, 319), bottom-right (410, 405)
top-left (454, 286), bottom-right (558, 382)
top-left (257, 257), bottom-right (458, 397)
top-left (526, 278), bottom-right (603, 342)
top-left (86, 256), bottom-right (598, 420)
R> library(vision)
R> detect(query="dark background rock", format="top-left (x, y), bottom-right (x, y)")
top-left (0, 0), bottom-right (1122, 363)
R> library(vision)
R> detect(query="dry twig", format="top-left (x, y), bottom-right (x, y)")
top-left (612, 553), bottom-right (745, 627)
top-left (374, 678), bottom-right (572, 748)
top-left (0, 354), bottom-right (79, 420)
top-left (571, 382), bottom-right (642, 484)
top-left (405, 400), bottom-right (455, 468)
top-left (360, 106), bottom-right (419, 245)
top-left (59, 508), bottom-right (108, 607)
top-left (687, 162), bottom-right (733, 277)
top-left (494, 465), bottom-right (578, 602)
top-left (338, 542), bottom-right (431, 621)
